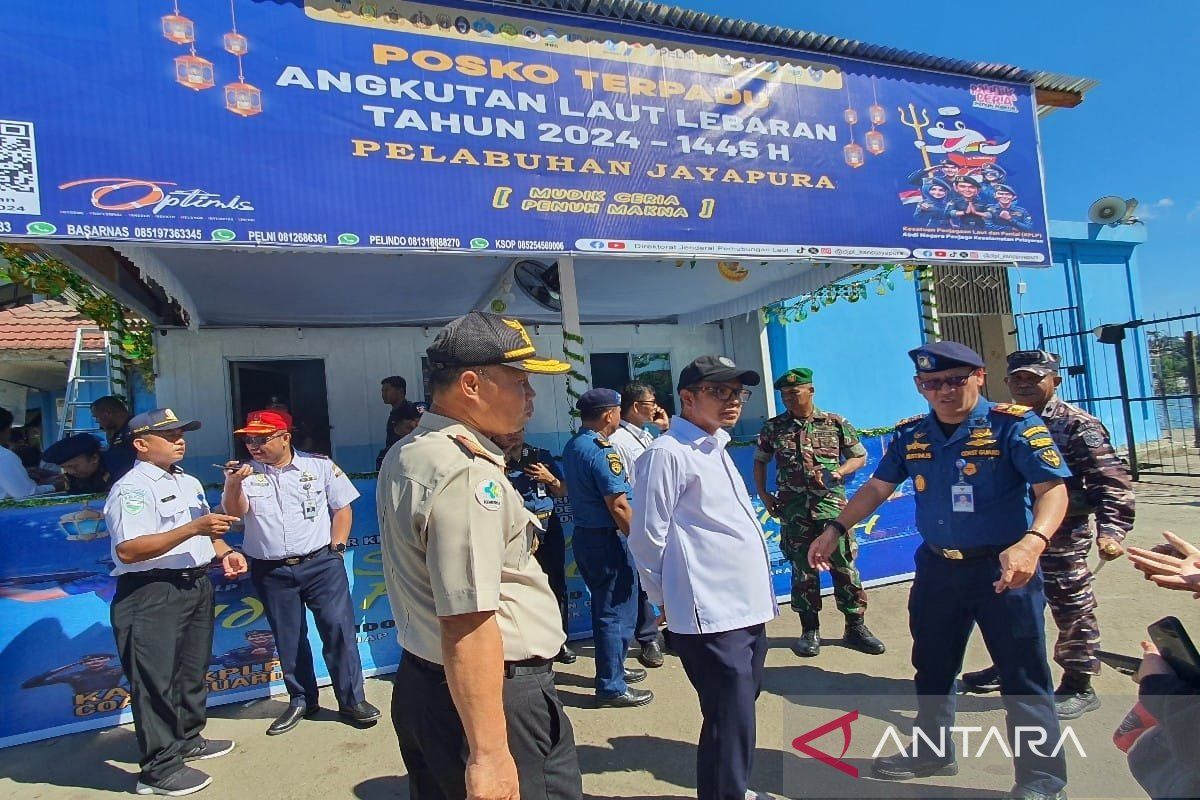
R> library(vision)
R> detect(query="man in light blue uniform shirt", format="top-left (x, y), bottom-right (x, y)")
top-left (561, 388), bottom-right (653, 709)
top-left (629, 355), bottom-right (778, 800)
top-left (221, 409), bottom-right (379, 737)
top-left (809, 341), bottom-right (1071, 800)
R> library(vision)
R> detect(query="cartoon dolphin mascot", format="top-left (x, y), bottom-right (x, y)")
top-left (916, 107), bottom-right (1011, 167)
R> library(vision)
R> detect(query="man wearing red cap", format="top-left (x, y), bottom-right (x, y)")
top-left (221, 409), bottom-right (379, 736)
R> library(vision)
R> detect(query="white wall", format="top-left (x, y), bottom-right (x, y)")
top-left (154, 321), bottom-right (731, 473)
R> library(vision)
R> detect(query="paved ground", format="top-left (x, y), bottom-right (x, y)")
top-left (1, 476), bottom-right (1196, 799)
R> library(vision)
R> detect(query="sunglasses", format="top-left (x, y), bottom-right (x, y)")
top-left (916, 373), bottom-right (975, 392)
top-left (241, 431), bottom-right (285, 447)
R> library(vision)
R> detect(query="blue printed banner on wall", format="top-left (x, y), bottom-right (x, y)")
top-left (0, 1), bottom-right (1050, 263)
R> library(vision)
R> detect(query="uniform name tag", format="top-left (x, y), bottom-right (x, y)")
top-left (951, 482), bottom-right (975, 513)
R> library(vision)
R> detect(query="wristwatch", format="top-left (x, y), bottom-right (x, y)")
top-left (331, 542), bottom-right (348, 556)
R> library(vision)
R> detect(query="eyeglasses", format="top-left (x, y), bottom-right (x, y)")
top-left (241, 431), bottom-right (285, 447)
top-left (633, 399), bottom-right (657, 407)
top-left (916, 373), bottom-right (975, 392)
top-left (696, 385), bottom-right (753, 404)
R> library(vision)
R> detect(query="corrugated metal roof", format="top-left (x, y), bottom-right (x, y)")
top-left (496, 0), bottom-right (1098, 114)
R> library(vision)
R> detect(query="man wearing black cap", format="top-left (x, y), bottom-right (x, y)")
top-left (948, 175), bottom-right (989, 229)
top-left (809, 342), bottom-right (1072, 800)
top-left (377, 311), bottom-right (583, 800)
top-left (43, 433), bottom-right (116, 494)
top-left (561, 386), bottom-right (654, 709)
top-left (103, 408), bottom-right (246, 796)
top-left (986, 185), bottom-right (1034, 233)
top-left (90, 395), bottom-right (136, 480)
top-left (962, 349), bottom-right (1133, 719)
top-left (629, 355), bottom-right (778, 800)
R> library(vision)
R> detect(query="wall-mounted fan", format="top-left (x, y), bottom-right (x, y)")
top-left (512, 260), bottom-right (561, 312)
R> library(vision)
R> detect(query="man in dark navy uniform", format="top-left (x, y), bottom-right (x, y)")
top-left (493, 427), bottom-right (576, 664)
top-left (809, 341), bottom-right (1072, 800)
top-left (90, 395), bottom-right (136, 480)
top-left (43, 433), bottom-right (118, 494)
top-left (561, 388), bottom-right (653, 708)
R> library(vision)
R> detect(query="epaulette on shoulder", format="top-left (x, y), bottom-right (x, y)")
top-left (308, 452), bottom-right (330, 460)
top-left (894, 413), bottom-right (924, 430)
top-left (991, 403), bottom-right (1032, 417)
top-left (450, 434), bottom-right (504, 469)
top-left (594, 437), bottom-right (612, 448)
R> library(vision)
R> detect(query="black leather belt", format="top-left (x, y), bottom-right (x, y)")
top-left (257, 547), bottom-right (327, 567)
top-left (404, 652), bottom-right (553, 679)
top-left (120, 567), bottom-right (207, 583)
top-left (925, 543), bottom-right (1006, 561)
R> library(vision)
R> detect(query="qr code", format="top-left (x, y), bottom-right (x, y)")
top-left (0, 120), bottom-right (41, 215)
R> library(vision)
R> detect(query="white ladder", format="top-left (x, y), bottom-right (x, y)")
top-left (58, 326), bottom-right (127, 439)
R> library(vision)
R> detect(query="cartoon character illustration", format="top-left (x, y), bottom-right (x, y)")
top-left (917, 106), bottom-right (1011, 167)
top-left (986, 184), bottom-right (1034, 232)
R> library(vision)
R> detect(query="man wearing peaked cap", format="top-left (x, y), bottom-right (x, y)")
top-left (809, 341), bottom-right (1074, 800)
top-left (43, 433), bottom-right (116, 494)
top-left (221, 408), bottom-right (376, 736)
top-left (962, 349), bottom-right (1133, 720)
top-left (103, 408), bottom-right (245, 796)
top-left (628, 355), bottom-right (779, 800)
top-left (376, 311), bottom-right (582, 799)
top-left (562, 386), bottom-right (655, 709)
top-left (755, 367), bottom-right (882, 658)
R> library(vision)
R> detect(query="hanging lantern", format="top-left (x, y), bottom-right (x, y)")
top-left (162, 14), bottom-right (194, 44)
top-left (843, 107), bottom-right (858, 125)
top-left (223, 32), bottom-right (248, 55)
top-left (843, 142), bottom-right (865, 168)
top-left (869, 104), bottom-right (886, 125)
top-left (175, 54), bottom-right (214, 90)
top-left (865, 130), bottom-right (886, 155)
top-left (224, 81), bottom-right (263, 116)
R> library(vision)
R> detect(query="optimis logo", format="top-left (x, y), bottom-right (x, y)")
top-left (59, 178), bottom-right (255, 215)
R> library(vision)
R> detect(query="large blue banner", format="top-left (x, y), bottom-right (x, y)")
top-left (0, 438), bottom-right (917, 748)
top-left (0, 1), bottom-right (1049, 263)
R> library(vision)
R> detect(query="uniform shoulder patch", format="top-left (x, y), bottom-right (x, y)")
top-left (119, 488), bottom-right (147, 515)
top-left (894, 413), bottom-right (924, 430)
top-left (1080, 426), bottom-right (1106, 449)
top-left (1039, 448), bottom-right (1063, 468)
top-left (474, 479), bottom-right (504, 510)
top-left (594, 437), bottom-right (612, 448)
top-left (606, 452), bottom-right (625, 476)
top-left (450, 434), bottom-right (504, 469)
top-left (991, 403), bottom-right (1032, 417)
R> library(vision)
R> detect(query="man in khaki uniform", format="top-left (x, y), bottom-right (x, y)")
top-left (377, 311), bottom-right (582, 800)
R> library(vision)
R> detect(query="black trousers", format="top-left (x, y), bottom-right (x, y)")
top-left (533, 526), bottom-right (569, 635)
top-left (111, 570), bottom-right (214, 784)
top-left (391, 655), bottom-right (582, 800)
top-left (250, 549), bottom-right (364, 709)
top-left (672, 624), bottom-right (768, 800)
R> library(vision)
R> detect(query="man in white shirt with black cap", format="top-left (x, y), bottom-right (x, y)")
top-left (629, 355), bottom-right (779, 800)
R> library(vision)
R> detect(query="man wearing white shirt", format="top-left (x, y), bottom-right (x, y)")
top-left (608, 381), bottom-right (670, 668)
top-left (629, 355), bottom-right (778, 800)
top-left (0, 407), bottom-right (58, 500)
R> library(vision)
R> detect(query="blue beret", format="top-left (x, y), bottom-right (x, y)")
top-left (43, 433), bottom-right (102, 464)
top-left (575, 388), bottom-right (621, 413)
top-left (908, 341), bottom-right (985, 373)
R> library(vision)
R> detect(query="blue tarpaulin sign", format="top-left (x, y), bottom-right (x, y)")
top-left (0, 1), bottom-right (1050, 263)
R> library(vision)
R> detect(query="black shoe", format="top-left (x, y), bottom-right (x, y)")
top-left (844, 621), bottom-right (886, 655)
top-left (624, 667), bottom-right (647, 684)
top-left (596, 687), bottom-right (654, 708)
top-left (181, 738), bottom-right (235, 762)
top-left (556, 644), bottom-right (577, 664)
top-left (266, 703), bottom-right (319, 736)
top-left (135, 765), bottom-right (213, 796)
top-left (637, 638), bottom-right (665, 668)
top-left (338, 700), bottom-right (382, 725)
top-left (1054, 687), bottom-right (1100, 720)
top-left (794, 629), bottom-right (820, 658)
top-left (1010, 787), bottom-right (1067, 800)
top-left (961, 665), bottom-right (1001, 694)
top-left (872, 751), bottom-right (958, 780)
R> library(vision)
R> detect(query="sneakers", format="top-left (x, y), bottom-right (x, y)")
top-left (135, 765), bottom-right (213, 796)
top-left (961, 665), bottom-right (1002, 694)
top-left (181, 738), bottom-right (234, 762)
top-left (794, 629), bottom-right (820, 658)
top-left (1054, 687), bottom-right (1100, 720)
top-left (843, 621), bottom-right (886, 655)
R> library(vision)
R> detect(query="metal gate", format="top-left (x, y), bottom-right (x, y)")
top-left (1015, 308), bottom-right (1200, 479)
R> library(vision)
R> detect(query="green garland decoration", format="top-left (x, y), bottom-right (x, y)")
top-left (0, 244), bottom-right (154, 382)
top-left (761, 264), bottom-right (933, 325)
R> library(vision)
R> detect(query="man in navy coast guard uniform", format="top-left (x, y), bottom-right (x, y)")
top-left (561, 388), bottom-right (653, 708)
top-left (809, 341), bottom-right (1072, 800)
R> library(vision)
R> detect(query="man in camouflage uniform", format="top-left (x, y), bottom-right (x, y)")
top-left (754, 367), bottom-right (885, 657)
top-left (962, 350), bottom-right (1133, 719)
